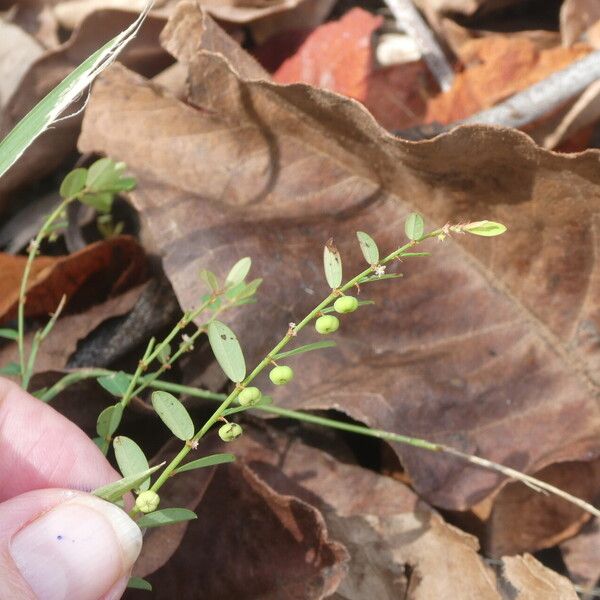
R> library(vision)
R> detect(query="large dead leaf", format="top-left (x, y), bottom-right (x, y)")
top-left (0, 235), bottom-right (147, 323)
top-left (78, 4), bottom-right (600, 540)
top-left (268, 8), bottom-right (433, 131)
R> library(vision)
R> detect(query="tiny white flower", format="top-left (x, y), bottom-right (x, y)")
top-left (181, 333), bottom-right (194, 350)
top-left (287, 322), bottom-right (297, 336)
top-left (374, 264), bottom-right (386, 277)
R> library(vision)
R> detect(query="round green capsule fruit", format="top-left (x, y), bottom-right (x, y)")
top-left (334, 296), bottom-right (359, 314)
top-left (238, 386), bottom-right (262, 407)
top-left (269, 365), bottom-right (294, 385)
top-left (219, 422), bottom-right (243, 442)
top-left (135, 490), bottom-right (160, 514)
top-left (315, 315), bottom-right (340, 335)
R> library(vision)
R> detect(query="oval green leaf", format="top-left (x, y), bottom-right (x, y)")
top-left (113, 436), bottom-right (150, 491)
top-left (199, 269), bottom-right (219, 292)
top-left (97, 371), bottom-right (131, 397)
top-left (151, 391), bottom-right (195, 440)
top-left (207, 320), bottom-right (246, 383)
top-left (463, 220), bottom-right (507, 237)
top-left (174, 453), bottom-right (236, 474)
top-left (356, 231), bottom-right (379, 264)
top-left (137, 508), bottom-right (197, 528)
top-left (225, 257), bottom-right (251, 287)
top-left (0, 328), bottom-right (18, 340)
top-left (0, 362), bottom-right (21, 376)
top-left (86, 157), bottom-right (118, 192)
top-left (323, 238), bottom-right (342, 289)
top-left (59, 168), bottom-right (87, 198)
top-left (96, 404), bottom-right (123, 438)
top-left (127, 577), bottom-right (152, 591)
top-left (405, 212), bottom-right (424, 241)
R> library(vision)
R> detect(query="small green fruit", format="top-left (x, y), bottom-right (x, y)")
top-left (315, 315), bottom-right (339, 334)
top-left (269, 365), bottom-right (294, 385)
top-left (219, 422), bottom-right (243, 442)
top-left (334, 296), bottom-right (359, 314)
top-left (238, 386), bottom-right (262, 407)
top-left (136, 490), bottom-right (160, 514)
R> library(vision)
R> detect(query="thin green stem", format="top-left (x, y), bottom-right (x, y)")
top-left (18, 197), bottom-right (79, 389)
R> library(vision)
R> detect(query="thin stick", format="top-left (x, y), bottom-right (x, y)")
top-left (383, 0), bottom-right (454, 92)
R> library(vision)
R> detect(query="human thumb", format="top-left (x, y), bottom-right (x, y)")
top-left (0, 488), bottom-right (142, 600)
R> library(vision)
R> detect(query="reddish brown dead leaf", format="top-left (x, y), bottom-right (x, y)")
top-left (0, 284), bottom-right (144, 375)
top-left (426, 35), bottom-right (591, 123)
top-left (78, 5), bottom-right (600, 548)
top-left (133, 457), bottom-right (348, 598)
top-left (560, 518), bottom-right (600, 590)
top-left (269, 8), bottom-right (433, 130)
top-left (0, 236), bottom-right (147, 323)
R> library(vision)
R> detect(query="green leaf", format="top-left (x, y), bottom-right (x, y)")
top-left (321, 300), bottom-right (375, 314)
top-left (112, 176), bottom-right (136, 192)
top-left (359, 273), bottom-right (404, 283)
top-left (0, 362), bottom-right (21, 376)
top-left (199, 269), bottom-right (219, 293)
top-left (96, 404), bottom-right (124, 439)
top-left (158, 343), bottom-right (171, 365)
top-left (356, 231), bottom-right (379, 264)
top-left (207, 320), bottom-right (246, 383)
top-left (97, 371), bottom-right (132, 397)
top-left (405, 213), bottom-right (424, 241)
top-left (323, 239), bottom-right (342, 289)
top-left (59, 168), bottom-right (87, 198)
top-left (80, 191), bottom-right (113, 214)
top-left (137, 508), bottom-right (197, 528)
top-left (113, 436), bottom-right (150, 491)
top-left (274, 341), bottom-right (336, 360)
top-left (92, 463), bottom-right (163, 503)
top-left (86, 158), bottom-right (118, 192)
top-left (174, 453), bottom-right (236, 474)
top-left (127, 577), bottom-right (152, 591)
top-left (225, 257), bottom-right (251, 287)
top-left (235, 278), bottom-right (262, 301)
top-left (151, 391), bottom-right (195, 441)
top-left (463, 220), bottom-right (507, 237)
top-left (0, 328), bottom-right (18, 341)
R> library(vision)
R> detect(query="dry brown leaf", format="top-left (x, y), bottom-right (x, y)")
top-left (78, 4), bottom-right (600, 540)
top-left (0, 236), bottom-right (147, 323)
top-left (0, 8), bottom-right (171, 214)
top-left (133, 457), bottom-right (348, 598)
top-left (501, 554), bottom-right (579, 600)
top-left (0, 284), bottom-right (144, 375)
top-left (560, 518), bottom-right (600, 590)
top-left (426, 35), bottom-right (591, 123)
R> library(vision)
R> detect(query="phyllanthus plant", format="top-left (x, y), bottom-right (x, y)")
top-left (4, 163), bottom-right (599, 592)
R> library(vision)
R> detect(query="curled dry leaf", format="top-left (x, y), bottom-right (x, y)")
top-left (78, 4), bottom-right (600, 552)
top-left (0, 236), bottom-right (147, 324)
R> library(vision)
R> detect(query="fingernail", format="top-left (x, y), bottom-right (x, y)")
top-left (10, 495), bottom-right (142, 600)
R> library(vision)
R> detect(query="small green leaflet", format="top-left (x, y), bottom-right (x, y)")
top-left (151, 391), bottom-right (195, 441)
top-left (127, 577), bottom-right (152, 591)
top-left (463, 220), bottom-right (507, 237)
top-left (356, 231), bottom-right (379, 265)
top-left (174, 453), bottom-right (236, 474)
top-left (137, 508), bottom-right (197, 528)
top-left (81, 191), bottom-right (112, 214)
top-left (405, 213), bottom-right (424, 241)
top-left (113, 436), bottom-right (150, 491)
top-left (225, 257), bottom-right (251, 287)
top-left (323, 238), bottom-right (342, 289)
top-left (207, 320), bottom-right (246, 383)
top-left (199, 269), bottom-right (219, 293)
top-left (158, 343), bottom-right (171, 365)
top-left (274, 341), bottom-right (336, 360)
top-left (321, 300), bottom-right (375, 314)
top-left (59, 168), bottom-right (87, 198)
top-left (93, 463), bottom-right (164, 503)
top-left (359, 273), bottom-right (404, 283)
top-left (86, 158), bottom-right (119, 192)
top-left (96, 404), bottom-right (124, 439)
top-left (97, 371), bottom-right (131, 397)
top-left (0, 328), bottom-right (18, 340)
top-left (0, 362), bottom-right (21, 376)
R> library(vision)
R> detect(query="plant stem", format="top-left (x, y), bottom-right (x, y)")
top-left (18, 197), bottom-right (78, 390)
